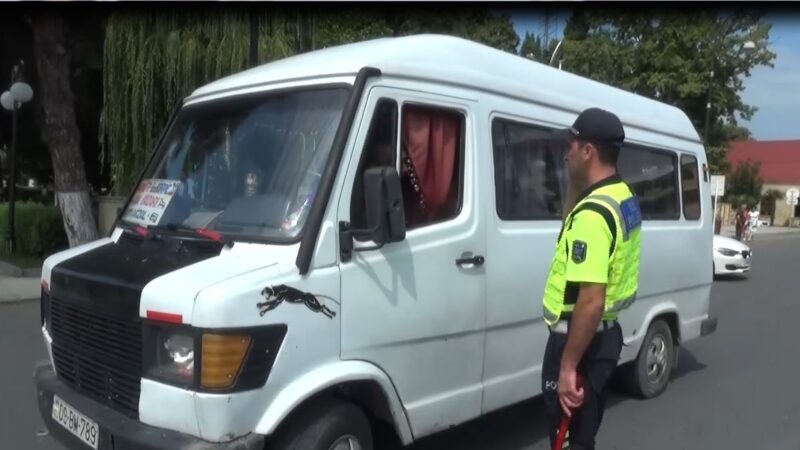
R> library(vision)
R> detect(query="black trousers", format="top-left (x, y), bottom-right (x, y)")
top-left (541, 322), bottom-right (623, 450)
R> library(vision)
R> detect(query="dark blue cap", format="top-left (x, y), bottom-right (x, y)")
top-left (557, 108), bottom-right (625, 145)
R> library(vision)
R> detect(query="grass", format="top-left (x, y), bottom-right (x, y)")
top-left (0, 251), bottom-right (45, 269)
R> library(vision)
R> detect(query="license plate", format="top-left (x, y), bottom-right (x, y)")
top-left (52, 395), bottom-right (99, 449)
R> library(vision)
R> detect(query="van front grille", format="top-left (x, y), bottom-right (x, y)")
top-left (49, 297), bottom-right (142, 417)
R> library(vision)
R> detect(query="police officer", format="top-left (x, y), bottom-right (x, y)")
top-left (541, 108), bottom-right (641, 450)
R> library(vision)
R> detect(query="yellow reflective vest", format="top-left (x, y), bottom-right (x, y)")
top-left (542, 176), bottom-right (641, 325)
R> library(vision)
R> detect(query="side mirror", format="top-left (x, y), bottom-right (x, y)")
top-left (340, 166), bottom-right (406, 261)
top-left (362, 167), bottom-right (406, 243)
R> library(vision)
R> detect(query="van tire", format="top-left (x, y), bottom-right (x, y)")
top-left (268, 397), bottom-right (373, 450)
top-left (627, 319), bottom-right (673, 399)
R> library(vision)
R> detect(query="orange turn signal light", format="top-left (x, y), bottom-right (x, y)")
top-left (201, 334), bottom-right (252, 389)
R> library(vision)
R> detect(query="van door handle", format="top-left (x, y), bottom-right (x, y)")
top-left (455, 255), bottom-right (485, 267)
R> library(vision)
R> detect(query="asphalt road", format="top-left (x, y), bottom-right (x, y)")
top-left (3, 233), bottom-right (799, 450)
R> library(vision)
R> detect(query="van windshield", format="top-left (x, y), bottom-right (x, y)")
top-left (120, 87), bottom-right (350, 242)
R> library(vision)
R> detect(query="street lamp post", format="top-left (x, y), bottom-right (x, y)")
top-left (549, 39), bottom-right (564, 69)
top-left (1, 61), bottom-right (34, 254)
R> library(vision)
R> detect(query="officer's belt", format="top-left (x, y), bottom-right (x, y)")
top-left (548, 319), bottom-right (618, 334)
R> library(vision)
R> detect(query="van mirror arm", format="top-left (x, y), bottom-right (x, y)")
top-left (339, 221), bottom-right (385, 262)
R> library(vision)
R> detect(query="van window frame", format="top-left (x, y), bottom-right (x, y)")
top-left (489, 117), bottom-right (567, 221)
top-left (679, 153), bottom-right (702, 221)
top-left (116, 82), bottom-right (354, 247)
top-left (618, 143), bottom-right (681, 221)
top-left (398, 100), bottom-right (467, 231)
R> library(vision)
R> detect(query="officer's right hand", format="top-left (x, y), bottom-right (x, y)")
top-left (558, 367), bottom-right (585, 417)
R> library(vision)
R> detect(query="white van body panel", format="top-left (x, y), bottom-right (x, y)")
top-left (139, 379), bottom-right (202, 438)
top-left (252, 360), bottom-right (414, 444)
top-left (138, 243), bottom-right (344, 441)
top-left (184, 75), bottom-right (356, 108)
top-left (336, 82), bottom-right (488, 437)
top-left (138, 245), bottom-right (284, 326)
top-left (189, 35), bottom-right (697, 146)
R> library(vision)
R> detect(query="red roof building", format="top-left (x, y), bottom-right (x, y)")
top-left (726, 140), bottom-right (800, 226)
top-left (727, 140), bottom-right (800, 185)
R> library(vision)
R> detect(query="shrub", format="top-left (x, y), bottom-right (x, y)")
top-left (0, 202), bottom-right (68, 257)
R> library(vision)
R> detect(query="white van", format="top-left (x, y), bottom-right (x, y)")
top-left (36, 34), bottom-right (714, 450)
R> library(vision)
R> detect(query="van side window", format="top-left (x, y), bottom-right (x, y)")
top-left (680, 154), bottom-right (701, 220)
top-left (490, 119), bottom-right (567, 220)
top-left (618, 145), bottom-right (680, 220)
top-left (400, 104), bottom-right (464, 229)
top-left (350, 99), bottom-right (398, 230)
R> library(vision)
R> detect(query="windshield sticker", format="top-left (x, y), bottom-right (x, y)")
top-left (122, 179), bottom-right (182, 226)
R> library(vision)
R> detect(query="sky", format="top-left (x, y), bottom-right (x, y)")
top-left (504, 9), bottom-right (800, 142)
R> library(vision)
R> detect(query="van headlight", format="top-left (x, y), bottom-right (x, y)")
top-left (145, 327), bottom-right (196, 386)
top-left (143, 322), bottom-right (288, 392)
top-left (716, 248), bottom-right (739, 257)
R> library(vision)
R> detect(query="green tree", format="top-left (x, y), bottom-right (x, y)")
top-left (724, 160), bottom-right (763, 208)
top-left (314, 9), bottom-right (393, 48)
top-left (315, 6), bottom-right (519, 52)
top-left (559, 8), bottom-right (775, 172)
top-left (31, 13), bottom-right (100, 246)
top-left (520, 31), bottom-right (544, 61)
top-left (101, 7), bottom-right (519, 195)
top-left (760, 188), bottom-right (783, 226)
top-left (100, 8), bottom-right (303, 194)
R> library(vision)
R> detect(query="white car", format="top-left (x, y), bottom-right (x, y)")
top-left (713, 234), bottom-right (752, 276)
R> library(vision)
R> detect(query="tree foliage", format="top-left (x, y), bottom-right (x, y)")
top-left (520, 31), bottom-right (545, 61)
top-left (724, 160), bottom-right (763, 208)
top-left (100, 8), bottom-right (316, 194)
top-left (518, 31), bottom-right (560, 64)
top-left (314, 6), bottom-right (519, 51)
top-left (559, 7), bottom-right (776, 172)
top-left (101, 7), bottom-right (518, 195)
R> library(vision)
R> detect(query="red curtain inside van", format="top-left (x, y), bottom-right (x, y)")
top-left (402, 106), bottom-right (459, 222)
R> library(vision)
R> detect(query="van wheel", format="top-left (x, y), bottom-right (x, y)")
top-left (268, 398), bottom-right (373, 450)
top-left (627, 319), bottom-right (674, 399)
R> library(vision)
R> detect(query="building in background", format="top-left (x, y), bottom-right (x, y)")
top-left (727, 140), bottom-right (800, 226)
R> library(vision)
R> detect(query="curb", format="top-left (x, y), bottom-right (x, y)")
top-left (23, 268), bottom-right (42, 278)
top-left (0, 297), bottom-right (39, 306)
top-left (0, 261), bottom-right (41, 279)
top-left (0, 261), bottom-right (23, 277)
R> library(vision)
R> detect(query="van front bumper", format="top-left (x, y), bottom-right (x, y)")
top-left (701, 317), bottom-right (718, 336)
top-left (34, 362), bottom-right (264, 450)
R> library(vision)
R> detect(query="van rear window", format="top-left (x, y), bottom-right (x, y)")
top-left (680, 155), bottom-right (701, 220)
top-left (618, 145), bottom-right (680, 221)
top-left (491, 119), bottom-right (568, 220)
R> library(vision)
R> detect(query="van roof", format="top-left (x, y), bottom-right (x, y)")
top-left (190, 34), bottom-right (700, 144)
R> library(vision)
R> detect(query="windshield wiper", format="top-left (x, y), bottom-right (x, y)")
top-left (147, 223), bottom-right (231, 246)
top-left (117, 220), bottom-right (150, 238)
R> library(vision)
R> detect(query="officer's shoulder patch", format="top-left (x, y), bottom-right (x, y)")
top-left (620, 196), bottom-right (642, 232)
top-left (572, 240), bottom-right (587, 263)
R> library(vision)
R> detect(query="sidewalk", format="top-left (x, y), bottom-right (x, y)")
top-left (0, 277), bottom-right (41, 304)
top-left (719, 224), bottom-right (800, 239)
top-left (0, 261), bottom-right (42, 304)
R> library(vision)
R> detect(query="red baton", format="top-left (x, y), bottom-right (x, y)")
top-left (553, 374), bottom-right (584, 450)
